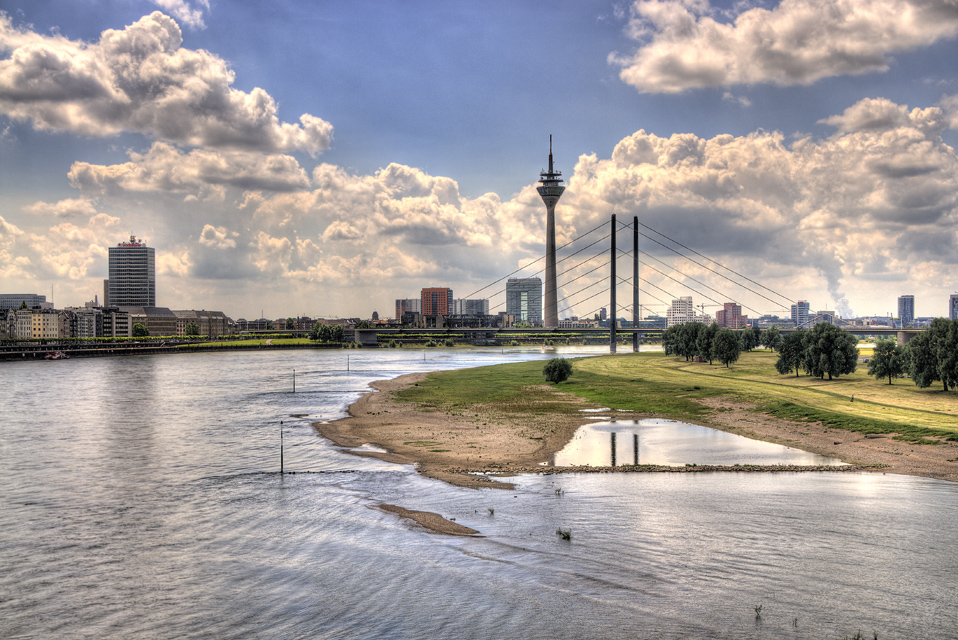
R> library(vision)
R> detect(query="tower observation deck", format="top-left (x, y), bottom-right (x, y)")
top-left (537, 135), bottom-right (565, 328)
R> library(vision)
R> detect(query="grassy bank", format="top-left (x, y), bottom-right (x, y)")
top-left (398, 351), bottom-right (958, 444)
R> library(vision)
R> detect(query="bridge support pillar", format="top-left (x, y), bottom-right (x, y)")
top-left (610, 214), bottom-right (617, 353)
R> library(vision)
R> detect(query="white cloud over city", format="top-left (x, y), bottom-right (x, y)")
top-left (612, 0), bottom-right (958, 93)
top-left (0, 11), bottom-right (332, 154)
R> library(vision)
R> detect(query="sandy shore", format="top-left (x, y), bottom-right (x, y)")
top-left (315, 372), bottom-right (958, 498)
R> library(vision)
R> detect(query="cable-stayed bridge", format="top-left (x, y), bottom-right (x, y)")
top-left (360, 214), bottom-right (923, 349)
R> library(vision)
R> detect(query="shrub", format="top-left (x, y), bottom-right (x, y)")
top-left (444, 338), bottom-right (454, 347)
top-left (543, 357), bottom-right (573, 384)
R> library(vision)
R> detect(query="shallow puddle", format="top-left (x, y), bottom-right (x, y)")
top-left (551, 418), bottom-right (845, 467)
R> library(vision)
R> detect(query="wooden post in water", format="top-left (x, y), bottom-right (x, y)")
top-left (611, 432), bottom-right (617, 467)
top-left (292, 369), bottom-right (296, 393)
top-left (634, 433), bottom-right (639, 466)
top-left (280, 420), bottom-right (284, 474)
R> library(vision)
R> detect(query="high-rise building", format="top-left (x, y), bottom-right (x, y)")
top-left (715, 302), bottom-right (748, 329)
top-left (421, 288), bottom-right (453, 316)
top-left (453, 299), bottom-right (490, 316)
top-left (950, 294), bottom-right (958, 321)
top-left (898, 295), bottom-right (915, 328)
top-left (395, 298), bottom-right (421, 320)
top-left (537, 137), bottom-right (564, 329)
top-left (667, 296), bottom-right (694, 327)
top-left (108, 235), bottom-right (155, 307)
top-left (791, 300), bottom-right (810, 327)
top-left (506, 278), bottom-right (542, 325)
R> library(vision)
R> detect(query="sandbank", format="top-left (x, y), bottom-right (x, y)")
top-left (315, 372), bottom-right (958, 492)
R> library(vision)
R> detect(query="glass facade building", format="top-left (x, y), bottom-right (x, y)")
top-left (506, 278), bottom-right (542, 325)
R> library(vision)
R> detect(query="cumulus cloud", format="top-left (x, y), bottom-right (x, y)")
top-left (5, 96), bottom-right (958, 318)
top-left (611, 0), bottom-right (958, 93)
top-left (198, 224), bottom-right (237, 249)
top-left (24, 197), bottom-right (100, 219)
top-left (0, 12), bottom-right (333, 154)
top-left (941, 94), bottom-right (958, 129)
top-left (558, 97), bottom-right (958, 316)
top-left (68, 142), bottom-right (311, 196)
top-left (152, 0), bottom-right (209, 30)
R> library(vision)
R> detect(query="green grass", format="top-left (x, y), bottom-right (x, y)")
top-left (398, 351), bottom-right (958, 443)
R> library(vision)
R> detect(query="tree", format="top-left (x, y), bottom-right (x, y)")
top-left (760, 326), bottom-right (782, 352)
top-left (543, 357), bottom-right (573, 384)
top-left (310, 322), bottom-right (331, 341)
top-left (132, 323), bottom-right (149, 337)
top-left (775, 329), bottom-right (806, 376)
top-left (696, 322), bottom-right (719, 364)
top-left (906, 318), bottom-right (958, 391)
top-left (711, 328), bottom-right (741, 367)
top-left (942, 320), bottom-right (958, 392)
top-left (868, 339), bottom-right (905, 384)
top-left (662, 325), bottom-right (679, 356)
top-left (802, 323), bottom-right (858, 380)
top-left (184, 321), bottom-right (200, 336)
top-left (356, 320), bottom-right (371, 329)
top-left (663, 322), bottom-right (705, 361)
top-left (285, 317), bottom-right (296, 329)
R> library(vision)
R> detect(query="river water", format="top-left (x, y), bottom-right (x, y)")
top-left (1, 348), bottom-right (956, 639)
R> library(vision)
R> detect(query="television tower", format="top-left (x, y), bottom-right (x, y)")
top-left (537, 135), bottom-right (565, 328)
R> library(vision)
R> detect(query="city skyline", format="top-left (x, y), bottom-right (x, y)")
top-left (2, 1), bottom-right (958, 320)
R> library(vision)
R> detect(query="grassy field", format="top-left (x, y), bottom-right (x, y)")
top-left (398, 350), bottom-right (958, 443)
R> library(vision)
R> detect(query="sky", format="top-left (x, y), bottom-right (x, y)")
top-left (1, 0), bottom-right (958, 321)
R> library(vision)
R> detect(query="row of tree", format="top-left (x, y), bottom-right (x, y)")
top-left (309, 322), bottom-right (346, 343)
top-left (662, 322), bottom-right (750, 368)
top-left (868, 318), bottom-right (958, 391)
top-left (774, 323), bottom-right (858, 380)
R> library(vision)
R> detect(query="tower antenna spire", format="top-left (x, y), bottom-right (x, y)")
top-left (537, 136), bottom-right (565, 329)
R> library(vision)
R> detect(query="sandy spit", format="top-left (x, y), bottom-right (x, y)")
top-left (315, 373), bottom-right (958, 493)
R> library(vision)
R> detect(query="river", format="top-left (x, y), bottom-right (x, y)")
top-left (1, 347), bottom-right (955, 639)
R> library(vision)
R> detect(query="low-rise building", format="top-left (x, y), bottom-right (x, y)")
top-left (172, 310), bottom-right (230, 337)
top-left (120, 306), bottom-right (177, 336)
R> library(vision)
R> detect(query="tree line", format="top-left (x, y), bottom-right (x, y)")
top-left (664, 318), bottom-right (958, 393)
top-left (866, 318), bottom-right (958, 391)
top-left (662, 322), bottom-right (770, 368)
top-left (309, 322), bottom-right (345, 342)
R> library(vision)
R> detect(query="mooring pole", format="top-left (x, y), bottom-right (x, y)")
top-left (292, 369), bottom-right (296, 393)
top-left (634, 433), bottom-right (639, 466)
top-left (280, 420), bottom-right (284, 474)
top-left (610, 214), bottom-right (617, 353)
top-left (611, 432), bottom-right (617, 467)
top-left (633, 215), bottom-right (639, 353)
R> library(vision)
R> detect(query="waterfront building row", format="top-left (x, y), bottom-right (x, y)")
top-left (1, 306), bottom-right (229, 340)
